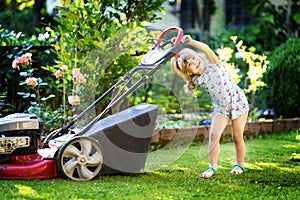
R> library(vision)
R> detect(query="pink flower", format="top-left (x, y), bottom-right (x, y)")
top-left (23, 52), bottom-right (32, 59)
top-left (72, 68), bottom-right (80, 77)
top-left (72, 69), bottom-right (86, 83)
top-left (25, 77), bottom-right (38, 87)
top-left (60, 65), bottom-right (68, 71)
top-left (54, 70), bottom-right (62, 79)
top-left (12, 60), bottom-right (19, 69)
top-left (18, 53), bottom-right (32, 65)
top-left (12, 52), bottom-right (32, 69)
top-left (68, 95), bottom-right (81, 106)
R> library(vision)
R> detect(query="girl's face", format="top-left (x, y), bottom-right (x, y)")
top-left (185, 54), bottom-right (206, 75)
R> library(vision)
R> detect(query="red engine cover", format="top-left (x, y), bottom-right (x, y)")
top-left (0, 154), bottom-right (58, 179)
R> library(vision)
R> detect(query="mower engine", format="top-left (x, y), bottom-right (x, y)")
top-left (0, 113), bottom-right (43, 164)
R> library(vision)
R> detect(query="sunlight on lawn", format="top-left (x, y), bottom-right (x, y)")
top-left (248, 162), bottom-right (299, 173)
top-left (15, 184), bottom-right (39, 197)
top-left (283, 144), bottom-right (298, 149)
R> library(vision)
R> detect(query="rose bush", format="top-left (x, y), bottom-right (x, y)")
top-left (11, 51), bottom-right (88, 132)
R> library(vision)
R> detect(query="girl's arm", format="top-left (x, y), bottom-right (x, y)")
top-left (183, 35), bottom-right (219, 64)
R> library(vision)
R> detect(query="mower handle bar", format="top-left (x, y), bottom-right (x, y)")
top-left (154, 26), bottom-right (183, 48)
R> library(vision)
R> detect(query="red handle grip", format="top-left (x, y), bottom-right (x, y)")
top-left (155, 26), bottom-right (183, 47)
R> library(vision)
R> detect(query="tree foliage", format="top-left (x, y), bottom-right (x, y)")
top-left (0, 0), bottom-right (53, 35)
top-left (238, 0), bottom-right (300, 53)
top-left (211, 0), bottom-right (300, 54)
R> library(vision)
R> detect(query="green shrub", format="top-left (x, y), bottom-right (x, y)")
top-left (264, 37), bottom-right (300, 118)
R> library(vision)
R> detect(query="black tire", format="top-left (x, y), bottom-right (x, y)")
top-left (56, 136), bottom-right (103, 181)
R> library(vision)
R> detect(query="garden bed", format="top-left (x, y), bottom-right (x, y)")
top-left (151, 118), bottom-right (300, 145)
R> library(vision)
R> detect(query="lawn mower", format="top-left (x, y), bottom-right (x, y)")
top-left (0, 26), bottom-right (188, 181)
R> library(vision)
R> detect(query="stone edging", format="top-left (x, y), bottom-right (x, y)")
top-left (151, 118), bottom-right (300, 145)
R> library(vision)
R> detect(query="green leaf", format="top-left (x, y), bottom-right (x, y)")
top-left (292, 12), bottom-right (300, 24)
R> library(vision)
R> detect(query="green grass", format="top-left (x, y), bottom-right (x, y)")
top-left (1, 130), bottom-right (300, 200)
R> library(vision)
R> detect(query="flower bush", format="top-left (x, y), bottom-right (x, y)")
top-left (216, 36), bottom-right (269, 113)
top-left (12, 53), bottom-right (45, 110)
top-left (216, 47), bottom-right (242, 84)
top-left (230, 36), bottom-right (269, 95)
top-left (11, 52), bottom-right (87, 132)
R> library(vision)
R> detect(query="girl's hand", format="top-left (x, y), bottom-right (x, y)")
top-left (182, 35), bottom-right (193, 43)
top-left (171, 35), bottom-right (193, 44)
top-left (170, 37), bottom-right (178, 44)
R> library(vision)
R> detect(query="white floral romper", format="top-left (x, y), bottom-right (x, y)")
top-left (192, 64), bottom-right (249, 120)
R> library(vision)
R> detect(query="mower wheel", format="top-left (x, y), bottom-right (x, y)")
top-left (56, 136), bottom-right (103, 181)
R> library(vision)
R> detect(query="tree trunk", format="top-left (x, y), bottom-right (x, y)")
top-left (33, 0), bottom-right (45, 34)
top-left (202, 0), bottom-right (214, 43)
top-left (286, 0), bottom-right (291, 37)
top-left (11, 0), bottom-right (17, 30)
top-left (196, 0), bottom-right (204, 41)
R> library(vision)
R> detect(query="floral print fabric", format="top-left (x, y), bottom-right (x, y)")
top-left (192, 64), bottom-right (249, 120)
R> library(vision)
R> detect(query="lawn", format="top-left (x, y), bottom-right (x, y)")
top-left (1, 130), bottom-right (299, 200)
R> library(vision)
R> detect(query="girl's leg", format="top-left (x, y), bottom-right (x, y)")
top-left (231, 112), bottom-right (248, 173)
top-left (200, 114), bottom-right (229, 178)
top-left (209, 114), bottom-right (230, 168)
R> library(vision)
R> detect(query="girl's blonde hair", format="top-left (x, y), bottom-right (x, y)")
top-left (171, 48), bottom-right (207, 89)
